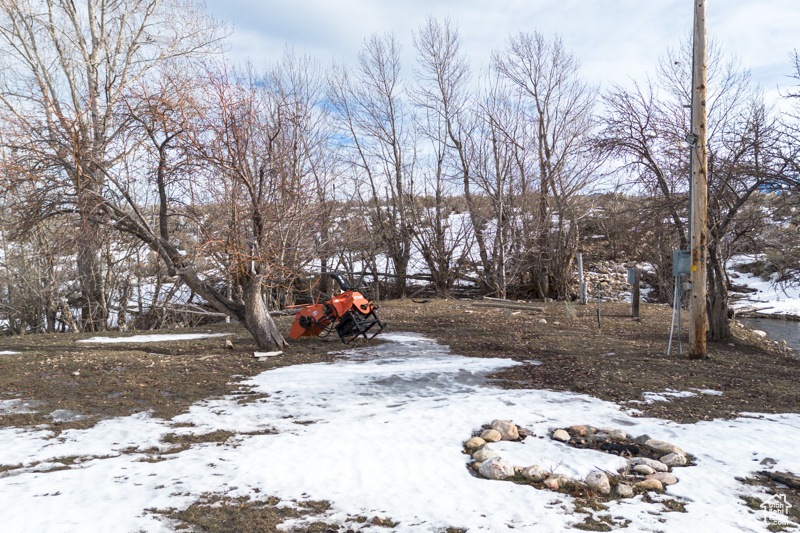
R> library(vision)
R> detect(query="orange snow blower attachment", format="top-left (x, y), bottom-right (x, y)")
top-left (289, 273), bottom-right (385, 343)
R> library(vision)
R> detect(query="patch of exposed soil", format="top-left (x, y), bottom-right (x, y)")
top-left (149, 493), bottom-right (401, 533)
top-left (0, 322), bottom-right (360, 431)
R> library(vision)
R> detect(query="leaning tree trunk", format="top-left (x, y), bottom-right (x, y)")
top-left (707, 248), bottom-right (731, 341)
top-left (241, 277), bottom-right (288, 348)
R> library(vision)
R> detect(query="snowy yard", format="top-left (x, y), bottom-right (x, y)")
top-left (1, 333), bottom-right (798, 532)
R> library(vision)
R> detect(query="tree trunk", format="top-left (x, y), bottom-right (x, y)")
top-left (393, 253), bottom-right (409, 298)
top-left (707, 248), bottom-right (731, 340)
top-left (59, 298), bottom-right (80, 333)
top-left (242, 278), bottom-right (288, 348)
top-left (77, 185), bottom-right (107, 332)
top-left (118, 277), bottom-right (132, 331)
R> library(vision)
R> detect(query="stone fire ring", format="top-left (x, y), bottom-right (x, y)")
top-left (464, 421), bottom-right (693, 498)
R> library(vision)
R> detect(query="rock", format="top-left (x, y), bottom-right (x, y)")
top-left (543, 475), bottom-right (567, 490)
top-left (521, 465), bottom-right (548, 482)
top-left (552, 429), bottom-right (570, 442)
top-left (633, 464), bottom-right (655, 475)
top-left (645, 439), bottom-right (686, 456)
top-left (753, 330), bottom-right (767, 338)
top-left (585, 471), bottom-right (611, 495)
top-left (224, 339), bottom-right (234, 350)
top-left (491, 419), bottom-right (520, 441)
top-left (538, 318), bottom-right (548, 324)
top-left (661, 453), bottom-right (687, 467)
top-left (633, 434), bottom-right (651, 445)
top-left (464, 437), bottom-right (486, 452)
top-left (71, 371), bottom-right (80, 377)
top-left (615, 484), bottom-right (634, 498)
top-left (480, 429), bottom-right (502, 443)
top-left (472, 448), bottom-right (499, 462)
top-left (518, 427), bottom-right (533, 439)
top-left (630, 457), bottom-right (668, 472)
top-left (646, 472), bottom-right (678, 486)
top-left (608, 429), bottom-right (628, 442)
top-left (635, 479), bottom-right (664, 491)
top-left (568, 425), bottom-right (593, 437)
top-left (478, 457), bottom-right (515, 480)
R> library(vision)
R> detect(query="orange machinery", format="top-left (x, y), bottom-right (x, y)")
top-left (289, 273), bottom-right (384, 343)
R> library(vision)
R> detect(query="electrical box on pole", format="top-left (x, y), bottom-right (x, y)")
top-left (673, 250), bottom-right (691, 277)
top-left (688, 0), bottom-right (708, 359)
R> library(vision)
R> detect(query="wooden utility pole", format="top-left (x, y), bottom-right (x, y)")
top-left (689, 0), bottom-right (708, 359)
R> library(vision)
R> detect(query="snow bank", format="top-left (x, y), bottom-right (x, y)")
top-left (729, 255), bottom-right (800, 317)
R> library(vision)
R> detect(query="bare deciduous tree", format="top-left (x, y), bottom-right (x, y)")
top-left (412, 18), bottom-right (476, 294)
top-left (0, 0), bottom-right (223, 330)
top-left (329, 32), bottom-right (416, 298)
top-left (493, 32), bottom-right (602, 298)
top-left (601, 39), bottom-right (797, 341)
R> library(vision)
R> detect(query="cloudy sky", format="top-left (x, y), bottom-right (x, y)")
top-left (204, 0), bottom-right (799, 104)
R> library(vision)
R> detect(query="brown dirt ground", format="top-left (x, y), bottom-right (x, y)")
top-left (0, 322), bottom-right (342, 432)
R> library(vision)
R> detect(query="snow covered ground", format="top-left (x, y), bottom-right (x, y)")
top-left (729, 255), bottom-right (800, 317)
top-left (1, 333), bottom-right (798, 532)
top-left (77, 333), bottom-right (231, 344)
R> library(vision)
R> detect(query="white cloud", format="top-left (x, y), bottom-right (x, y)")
top-left (205, 0), bottom-right (800, 102)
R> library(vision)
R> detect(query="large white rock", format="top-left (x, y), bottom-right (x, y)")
top-left (608, 429), bottom-right (628, 442)
top-left (521, 465), bottom-right (548, 482)
top-left (645, 439), bottom-right (686, 456)
top-left (646, 472), bottom-right (678, 486)
top-left (491, 419), bottom-right (520, 441)
top-left (615, 484), bottom-right (634, 498)
top-left (635, 479), bottom-right (663, 491)
top-left (552, 429), bottom-right (570, 442)
top-left (543, 475), bottom-right (568, 490)
top-left (630, 457), bottom-right (669, 472)
top-left (472, 448), bottom-right (499, 462)
top-left (464, 437), bottom-right (486, 452)
top-left (585, 471), bottom-right (611, 495)
top-left (480, 429), bottom-right (502, 443)
top-left (633, 464), bottom-right (655, 475)
top-left (660, 453), bottom-right (687, 467)
top-left (478, 457), bottom-right (515, 480)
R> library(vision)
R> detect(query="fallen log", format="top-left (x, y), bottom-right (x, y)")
top-left (482, 297), bottom-right (521, 303)
top-left (470, 302), bottom-right (544, 312)
top-left (761, 471), bottom-right (800, 490)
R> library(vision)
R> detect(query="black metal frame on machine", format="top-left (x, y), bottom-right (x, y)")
top-left (335, 307), bottom-right (384, 343)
